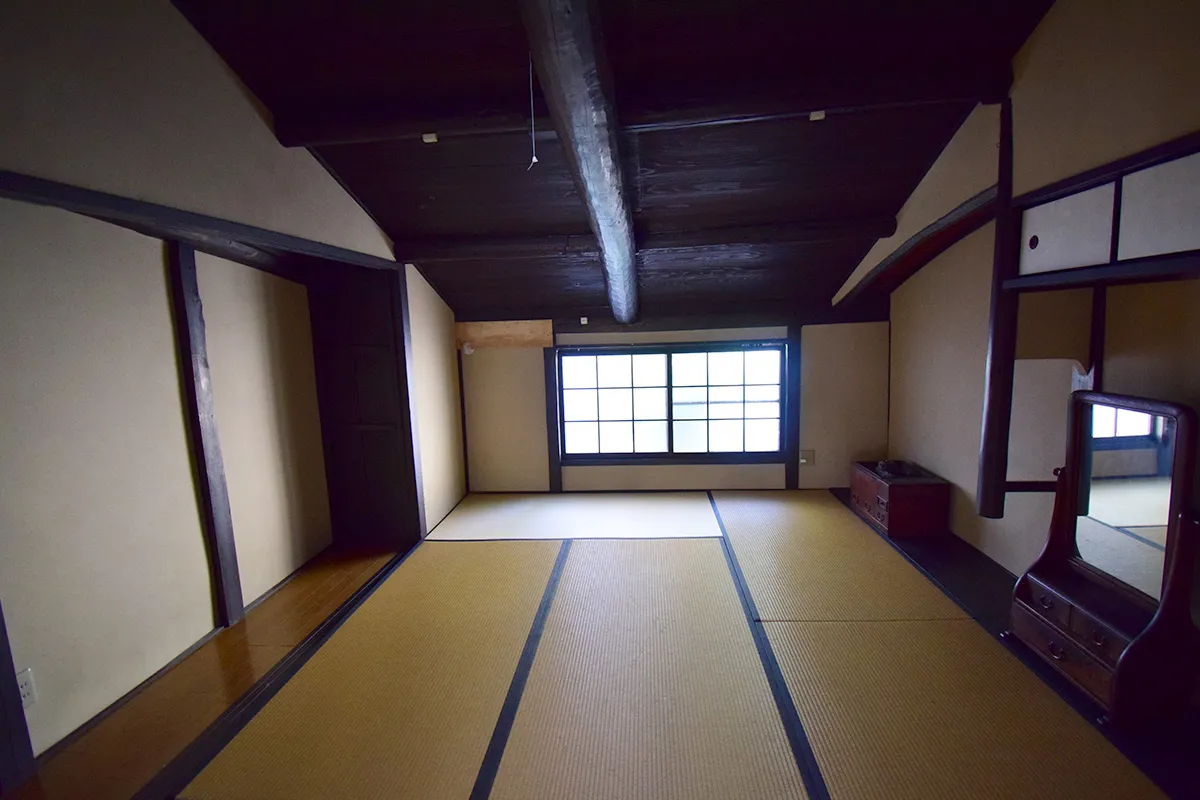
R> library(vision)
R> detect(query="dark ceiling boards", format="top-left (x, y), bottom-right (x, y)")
top-left (173, 0), bottom-right (1053, 324)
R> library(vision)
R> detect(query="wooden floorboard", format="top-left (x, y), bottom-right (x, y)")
top-left (8, 547), bottom-right (395, 800)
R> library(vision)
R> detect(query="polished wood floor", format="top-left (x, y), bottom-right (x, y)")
top-left (10, 548), bottom-right (395, 800)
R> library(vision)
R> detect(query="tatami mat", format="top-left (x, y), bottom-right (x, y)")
top-left (713, 490), bottom-right (966, 622)
top-left (766, 619), bottom-right (1164, 799)
top-left (490, 538), bottom-right (808, 800)
top-left (180, 541), bottom-right (560, 800)
top-left (428, 492), bottom-right (722, 540)
top-left (1089, 477), bottom-right (1171, 528)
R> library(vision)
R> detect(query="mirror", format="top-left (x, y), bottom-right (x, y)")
top-left (1073, 402), bottom-right (1176, 599)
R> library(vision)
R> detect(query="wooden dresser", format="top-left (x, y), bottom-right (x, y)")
top-left (1008, 392), bottom-right (1200, 727)
top-left (850, 461), bottom-right (951, 538)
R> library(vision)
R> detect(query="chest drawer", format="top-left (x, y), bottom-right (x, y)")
top-left (1025, 575), bottom-right (1072, 630)
top-left (1069, 607), bottom-right (1131, 668)
top-left (851, 468), bottom-right (886, 525)
top-left (1013, 603), bottom-right (1113, 706)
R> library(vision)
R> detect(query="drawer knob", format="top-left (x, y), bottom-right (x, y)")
top-left (1048, 642), bottom-right (1067, 662)
top-left (1038, 595), bottom-right (1054, 611)
top-left (1091, 630), bottom-right (1107, 648)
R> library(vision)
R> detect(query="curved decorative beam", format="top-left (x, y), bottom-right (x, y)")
top-left (521, 0), bottom-right (638, 323)
top-left (835, 185), bottom-right (998, 305)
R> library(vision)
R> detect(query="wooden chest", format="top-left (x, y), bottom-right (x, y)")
top-left (850, 461), bottom-right (952, 538)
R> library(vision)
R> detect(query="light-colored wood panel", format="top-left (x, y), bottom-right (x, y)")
top-left (455, 319), bottom-right (553, 349)
top-left (1018, 183), bottom-right (1115, 275)
top-left (1119, 151), bottom-right (1200, 261)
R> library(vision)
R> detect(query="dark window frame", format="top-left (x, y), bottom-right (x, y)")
top-left (555, 340), bottom-right (789, 466)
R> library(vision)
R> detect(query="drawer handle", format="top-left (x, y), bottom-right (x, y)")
top-left (1038, 595), bottom-right (1054, 611)
top-left (1047, 642), bottom-right (1067, 662)
top-left (1091, 630), bottom-right (1107, 648)
top-left (877, 496), bottom-right (888, 510)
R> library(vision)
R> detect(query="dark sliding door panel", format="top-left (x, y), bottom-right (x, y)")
top-left (308, 267), bottom-right (422, 552)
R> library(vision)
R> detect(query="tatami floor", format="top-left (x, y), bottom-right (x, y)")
top-left (177, 491), bottom-right (1164, 800)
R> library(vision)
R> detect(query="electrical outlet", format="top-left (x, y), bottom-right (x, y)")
top-left (17, 668), bottom-right (37, 709)
top-left (798, 449), bottom-right (816, 465)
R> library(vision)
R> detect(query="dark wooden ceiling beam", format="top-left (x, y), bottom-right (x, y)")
top-left (273, 68), bottom-right (1011, 148)
top-left (399, 218), bottom-right (895, 264)
top-left (520, 0), bottom-right (638, 323)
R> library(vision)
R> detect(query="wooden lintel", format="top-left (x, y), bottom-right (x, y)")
top-left (455, 320), bottom-right (554, 349)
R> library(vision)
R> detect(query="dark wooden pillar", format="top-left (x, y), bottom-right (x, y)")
top-left (0, 600), bottom-right (35, 793)
top-left (977, 99), bottom-right (1019, 519)
top-left (167, 242), bottom-right (244, 625)
top-left (1089, 286), bottom-right (1107, 391)
top-left (544, 348), bottom-right (563, 493)
top-left (785, 326), bottom-right (803, 490)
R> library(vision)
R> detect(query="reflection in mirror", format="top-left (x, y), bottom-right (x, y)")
top-left (1074, 404), bottom-right (1174, 599)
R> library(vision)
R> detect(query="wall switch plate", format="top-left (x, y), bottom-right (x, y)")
top-left (17, 668), bottom-right (36, 709)
top-left (798, 449), bottom-right (816, 465)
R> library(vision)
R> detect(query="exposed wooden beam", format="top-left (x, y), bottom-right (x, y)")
top-left (0, 170), bottom-right (398, 273)
top-left (276, 68), bottom-right (1012, 148)
top-left (400, 218), bottom-right (895, 264)
top-left (521, 0), bottom-right (638, 323)
top-left (835, 187), bottom-right (998, 305)
top-left (166, 242), bottom-right (244, 626)
top-left (1002, 250), bottom-right (1200, 292)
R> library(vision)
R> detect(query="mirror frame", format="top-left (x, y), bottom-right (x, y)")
top-left (1052, 391), bottom-right (1197, 613)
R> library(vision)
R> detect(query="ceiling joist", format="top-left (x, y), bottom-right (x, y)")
top-left (274, 68), bottom-right (1012, 148)
top-left (398, 217), bottom-right (896, 264)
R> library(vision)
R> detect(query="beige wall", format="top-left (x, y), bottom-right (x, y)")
top-left (463, 347), bottom-right (550, 492)
top-left (879, 0), bottom-right (1200, 577)
top-left (479, 325), bottom-right (881, 492)
top-left (197, 255), bottom-right (331, 605)
top-left (834, 104), bottom-right (999, 303)
top-left (797, 322), bottom-right (890, 487)
top-left (1104, 280), bottom-right (1200, 410)
top-left (405, 266), bottom-right (466, 530)
top-left (1015, 289), bottom-right (1093, 363)
top-left (1012, 0), bottom-right (1200, 195)
top-left (0, 0), bottom-right (392, 258)
top-left (0, 201), bottom-right (214, 753)
top-left (890, 223), bottom-right (1068, 574)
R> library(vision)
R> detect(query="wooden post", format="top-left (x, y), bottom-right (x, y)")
top-left (976, 99), bottom-right (1019, 519)
top-left (785, 326), bottom-right (803, 490)
top-left (167, 242), bottom-right (244, 625)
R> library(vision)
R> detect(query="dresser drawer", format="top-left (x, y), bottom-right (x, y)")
top-left (1025, 575), bottom-right (1072, 630)
top-left (1013, 604), bottom-right (1113, 705)
top-left (1069, 607), bottom-right (1131, 668)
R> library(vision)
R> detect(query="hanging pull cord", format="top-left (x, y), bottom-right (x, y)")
top-left (528, 52), bottom-right (539, 171)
